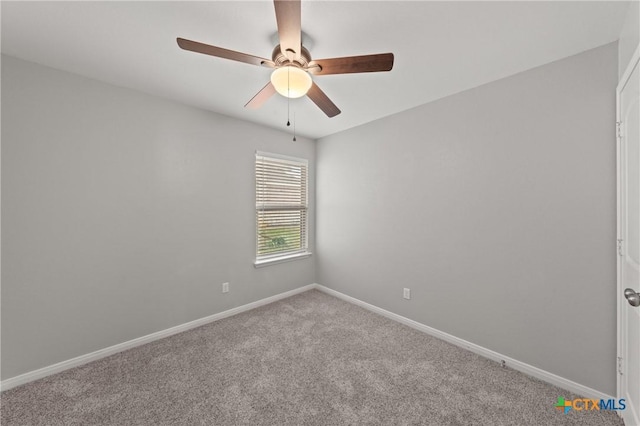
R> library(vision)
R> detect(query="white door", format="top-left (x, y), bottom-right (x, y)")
top-left (618, 46), bottom-right (640, 426)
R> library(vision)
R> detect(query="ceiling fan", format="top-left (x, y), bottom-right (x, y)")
top-left (177, 0), bottom-right (394, 118)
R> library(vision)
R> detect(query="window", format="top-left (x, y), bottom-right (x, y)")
top-left (255, 152), bottom-right (310, 266)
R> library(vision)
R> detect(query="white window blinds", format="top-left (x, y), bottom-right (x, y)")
top-left (255, 152), bottom-right (308, 260)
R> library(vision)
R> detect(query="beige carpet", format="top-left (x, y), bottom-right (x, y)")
top-left (0, 289), bottom-right (624, 425)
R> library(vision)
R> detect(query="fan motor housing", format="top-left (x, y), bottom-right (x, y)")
top-left (272, 45), bottom-right (311, 68)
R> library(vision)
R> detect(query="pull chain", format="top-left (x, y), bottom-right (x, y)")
top-left (286, 67), bottom-right (291, 127)
top-left (293, 112), bottom-right (297, 141)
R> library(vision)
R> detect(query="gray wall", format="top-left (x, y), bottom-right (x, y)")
top-left (618, 0), bottom-right (639, 78)
top-left (1, 55), bottom-right (315, 380)
top-left (316, 43), bottom-right (618, 395)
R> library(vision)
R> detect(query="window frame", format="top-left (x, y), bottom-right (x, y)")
top-left (254, 151), bottom-right (311, 267)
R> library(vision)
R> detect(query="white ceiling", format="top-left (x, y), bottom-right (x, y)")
top-left (1, 1), bottom-right (630, 139)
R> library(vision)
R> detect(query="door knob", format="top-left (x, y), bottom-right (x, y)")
top-left (624, 288), bottom-right (640, 307)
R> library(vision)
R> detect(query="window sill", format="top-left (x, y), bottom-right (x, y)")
top-left (254, 252), bottom-right (312, 268)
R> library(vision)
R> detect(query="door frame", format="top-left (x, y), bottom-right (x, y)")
top-left (616, 44), bottom-right (640, 416)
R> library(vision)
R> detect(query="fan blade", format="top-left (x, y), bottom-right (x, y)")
top-left (307, 53), bottom-right (394, 75)
top-left (245, 82), bottom-right (277, 109)
top-left (307, 82), bottom-right (341, 118)
top-left (177, 38), bottom-right (274, 67)
top-left (274, 0), bottom-right (301, 61)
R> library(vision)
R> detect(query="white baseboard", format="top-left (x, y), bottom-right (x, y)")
top-left (1, 284), bottom-right (316, 392)
top-left (313, 284), bottom-right (614, 402)
top-left (2, 282), bottom-right (614, 402)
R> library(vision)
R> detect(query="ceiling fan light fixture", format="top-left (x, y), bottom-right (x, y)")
top-left (270, 66), bottom-right (312, 98)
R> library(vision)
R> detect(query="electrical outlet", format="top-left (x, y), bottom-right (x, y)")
top-left (222, 282), bottom-right (229, 293)
top-left (403, 288), bottom-right (411, 300)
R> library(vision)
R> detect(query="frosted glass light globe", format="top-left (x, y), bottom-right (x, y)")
top-left (270, 66), bottom-right (312, 98)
